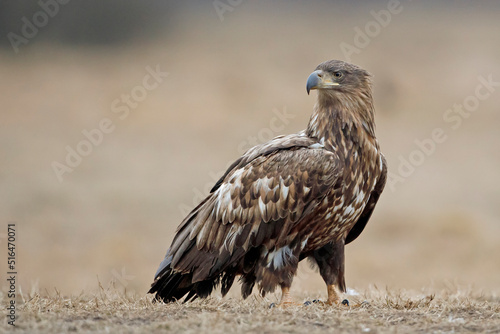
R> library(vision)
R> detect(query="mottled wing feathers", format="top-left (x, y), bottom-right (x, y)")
top-left (211, 132), bottom-right (316, 193)
top-left (345, 154), bottom-right (387, 244)
top-left (162, 139), bottom-right (341, 284)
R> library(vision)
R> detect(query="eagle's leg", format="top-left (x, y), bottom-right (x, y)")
top-left (279, 285), bottom-right (295, 304)
top-left (326, 284), bottom-right (341, 305)
top-left (269, 284), bottom-right (301, 308)
top-left (277, 284), bottom-right (302, 307)
top-left (311, 240), bottom-right (348, 306)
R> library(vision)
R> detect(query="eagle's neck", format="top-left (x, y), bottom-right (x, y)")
top-left (306, 91), bottom-right (377, 149)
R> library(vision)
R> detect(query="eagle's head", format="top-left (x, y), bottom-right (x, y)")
top-left (305, 60), bottom-right (376, 137)
top-left (306, 60), bottom-right (372, 98)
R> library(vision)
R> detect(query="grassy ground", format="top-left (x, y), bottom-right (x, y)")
top-left (4, 286), bottom-right (499, 333)
top-left (2, 4), bottom-right (500, 297)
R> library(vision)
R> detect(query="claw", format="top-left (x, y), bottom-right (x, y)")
top-left (304, 298), bottom-right (349, 307)
top-left (360, 300), bottom-right (370, 307)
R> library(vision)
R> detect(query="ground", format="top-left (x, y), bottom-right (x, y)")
top-left (4, 286), bottom-right (499, 333)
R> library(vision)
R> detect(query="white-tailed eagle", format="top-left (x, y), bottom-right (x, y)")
top-left (149, 60), bottom-right (387, 306)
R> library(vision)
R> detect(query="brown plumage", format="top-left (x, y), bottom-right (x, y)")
top-left (149, 60), bottom-right (387, 306)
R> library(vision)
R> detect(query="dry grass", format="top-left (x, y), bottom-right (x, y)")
top-left (4, 286), bottom-right (499, 333)
top-left (1, 3), bottom-right (500, 297)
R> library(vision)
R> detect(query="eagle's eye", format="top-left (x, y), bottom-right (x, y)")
top-left (333, 71), bottom-right (343, 79)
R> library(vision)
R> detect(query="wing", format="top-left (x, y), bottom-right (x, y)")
top-left (160, 137), bottom-right (341, 283)
top-left (345, 153), bottom-right (387, 244)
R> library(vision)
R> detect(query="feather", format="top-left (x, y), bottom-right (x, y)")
top-left (214, 222), bottom-right (230, 252)
top-left (196, 220), bottom-right (212, 250)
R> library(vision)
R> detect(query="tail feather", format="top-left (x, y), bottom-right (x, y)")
top-left (240, 274), bottom-right (256, 299)
top-left (149, 254), bottom-right (225, 303)
top-left (149, 267), bottom-right (188, 302)
top-left (221, 270), bottom-right (236, 297)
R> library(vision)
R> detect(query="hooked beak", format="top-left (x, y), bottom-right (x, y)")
top-left (306, 70), bottom-right (339, 95)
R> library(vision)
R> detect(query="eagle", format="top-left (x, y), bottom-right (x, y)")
top-left (149, 60), bottom-right (387, 307)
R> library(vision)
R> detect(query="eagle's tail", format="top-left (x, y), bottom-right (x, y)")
top-left (148, 260), bottom-right (188, 303)
top-left (148, 251), bottom-right (237, 303)
top-left (148, 254), bottom-right (196, 303)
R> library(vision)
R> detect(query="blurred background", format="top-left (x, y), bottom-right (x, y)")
top-left (1, 0), bottom-right (499, 298)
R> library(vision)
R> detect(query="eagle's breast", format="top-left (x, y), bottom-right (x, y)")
top-left (301, 126), bottom-right (382, 251)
